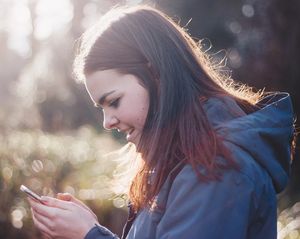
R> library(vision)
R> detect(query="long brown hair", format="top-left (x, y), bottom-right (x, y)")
top-left (73, 5), bottom-right (263, 211)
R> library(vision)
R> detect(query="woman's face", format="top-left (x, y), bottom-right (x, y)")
top-left (85, 69), bottom-right (149, 146)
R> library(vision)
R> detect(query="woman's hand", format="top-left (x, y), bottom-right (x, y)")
top-left (56, 193), bottom-right (98, 221)
top-left (28, 195), bottom-right (99, 239)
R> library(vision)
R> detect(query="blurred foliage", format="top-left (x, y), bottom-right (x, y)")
top-left (0, 126), bottom-right (127, 238)
top-left (278, 202), bottom-right (300, 239)
top-left (0, 0), bottom-right (129, 237)
top-left (0, 0), bottom-right (299, 238)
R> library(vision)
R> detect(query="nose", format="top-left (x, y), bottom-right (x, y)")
top-left (103, 112), bottom-right (119, 130)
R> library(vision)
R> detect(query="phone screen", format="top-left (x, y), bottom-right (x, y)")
top-left (20, 185), bottom-right (43, 203)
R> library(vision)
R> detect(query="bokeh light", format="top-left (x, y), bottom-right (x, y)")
top-left (2, 166), bottom-right (13, 181)
top-left (6, 0), bottom-right (32, 57)
top-left (34, 0), bottom-right (73, 40)
top-left (242, 4), bottom-right (255, 18)
top-left (1, 0), bottom-right (299, 238)
top-left (11, 207), bottom-right (27, 229)
top-left (31, 160), bottom-right (44, 173)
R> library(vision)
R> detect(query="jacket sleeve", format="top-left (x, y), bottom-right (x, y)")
top-left (84, 224), bottom-right (120, 239)
top-left (155, 165), bottom-right (256, 239)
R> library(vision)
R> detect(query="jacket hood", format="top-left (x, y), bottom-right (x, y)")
top-left (204, 93), bottom-right (294, 193)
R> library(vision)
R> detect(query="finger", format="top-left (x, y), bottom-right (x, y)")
top-left (31, 206), bottom-right (55, 230)
top-left (56, 193), bottom-right (95, 216)
top-left (66, 194), bottom-right (98, 219)
top-left (29, 197), bottom-right (62, 219)
top-left (55, 193), bottom-right (98, 221)
top-left (40, 196), bottom-right (71, 210)
top-left (31, 208), bottom-right (53, 238)
top-left (59, 193), bottom-right (90, 210)
top-left (28, 197), bottom-right (46, 213)
top-left (42, 234), bottom-right (52, 239)
top-left (31, 207), bottom-right (53, 228)
top-left (26, 195), bottom-right (44, 205)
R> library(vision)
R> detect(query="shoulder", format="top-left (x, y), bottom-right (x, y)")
top-left (203, 96), bottom-right (246, 127)
top-left (167, 156), bottom-right (274, 209)
top-left (153, 162), bottom-right (265, 238)
top-left (169, 163), bottom-right (253, 197)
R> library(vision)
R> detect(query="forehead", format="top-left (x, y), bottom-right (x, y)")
top-left (85, 69), bottom-right (123, 98)
top-left (85, 69), bottom-right (122, 89)
top-left (84, 69), bottom-right (145, 103)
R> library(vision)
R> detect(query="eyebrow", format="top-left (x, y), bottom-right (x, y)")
top-left (94, 90), bottom-right (116, 107)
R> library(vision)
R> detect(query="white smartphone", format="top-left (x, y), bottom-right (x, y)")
top-left (20, 185), bottom-right (43, 203)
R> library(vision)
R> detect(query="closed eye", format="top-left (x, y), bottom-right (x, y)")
top-left (109, 98), bottom-right (120, 108)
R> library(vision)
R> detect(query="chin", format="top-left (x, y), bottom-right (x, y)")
top-left (128, 134), bottom-right (140, 145)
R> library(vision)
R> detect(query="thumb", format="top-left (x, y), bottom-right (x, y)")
top-left (57, 193), bottom-right (83, 206)
top-left (56, 193), bottom-right (88, 210)
top-left (57, 193), bottom-right (73, 201)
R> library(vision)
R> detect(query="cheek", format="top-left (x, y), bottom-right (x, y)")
top-left (138, 107), bottom-right (148, 123)
top-left (125, 88), bottom-right (149, 127)
top-left (138, 100), bottom-right (149, 125)
top-left (130, 102), bottom-right (149, 128)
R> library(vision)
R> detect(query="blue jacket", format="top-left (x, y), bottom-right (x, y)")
top-left (85, 93), bottom-right (294, 239)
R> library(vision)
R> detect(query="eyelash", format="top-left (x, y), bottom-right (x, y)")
top-left (109, 98), bottom-right (120, 108)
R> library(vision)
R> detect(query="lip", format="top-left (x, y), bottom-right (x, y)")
top-left (117, 128), bottom-right (138, 143)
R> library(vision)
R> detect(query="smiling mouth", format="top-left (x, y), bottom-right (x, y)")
top-left (117, 128), bottom-right (136, 143)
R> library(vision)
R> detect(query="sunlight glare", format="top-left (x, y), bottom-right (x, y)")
top-left (113, 197), bottom-right (126, 208)
top-left (6, 0), bottom-right (32, 58)
top-left (11, 208), bottom-right (25, 229)
top-left (81, 2), bottom-right (99, 29)
top-left (79, 189), bottom-right (96, 200)
top-left (34, 0), bottom-right (73, 40)
top-left (127, 0), bottom-right (143, 5)
top-left (2, 167), bottom-right (13, 181)
top-left (64, 185), bottom-right (75, 195)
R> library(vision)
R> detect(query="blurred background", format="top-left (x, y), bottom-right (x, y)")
top-left (0, 0), bottom-right (299, 238)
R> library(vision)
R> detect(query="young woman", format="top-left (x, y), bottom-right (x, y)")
top-left (28, 5), bottom-right (295, 239)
